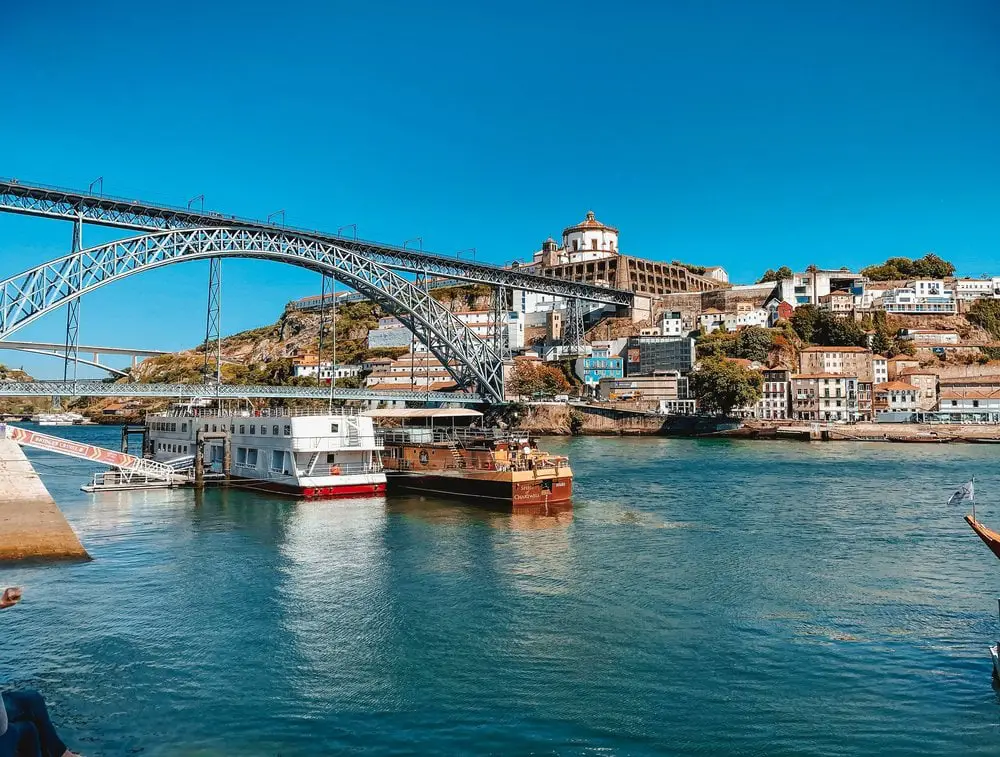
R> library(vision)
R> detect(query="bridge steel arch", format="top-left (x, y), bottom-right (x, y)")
top-left (0, 227), bottom-right (506, 402)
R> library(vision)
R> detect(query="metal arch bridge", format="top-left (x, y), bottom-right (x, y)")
top-left (0, 227), bottom-right (509, 402)
top-left (0, 381), bottom-right (480, 403)
top-left (0, 178), bottom-right (634, 306)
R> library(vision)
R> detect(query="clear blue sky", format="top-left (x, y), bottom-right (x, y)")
top-left (1, 0), bottom-right (998, 377)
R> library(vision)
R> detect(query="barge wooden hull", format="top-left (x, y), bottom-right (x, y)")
top-left (386, 470), bottom-right (572, 507)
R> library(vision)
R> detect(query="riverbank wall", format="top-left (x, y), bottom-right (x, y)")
top-left (515, 404), bottom-right (1000, 442)
top-left (0, 438), bottom-right (90, 561)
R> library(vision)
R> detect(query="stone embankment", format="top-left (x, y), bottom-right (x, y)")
top-left (516, 403), bottom-right (1000, 443)
top-left (0, 438), bottom-right (89, 561)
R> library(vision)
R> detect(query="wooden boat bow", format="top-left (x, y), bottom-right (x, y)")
top-left (965, 515), bottom-right (1000, 561)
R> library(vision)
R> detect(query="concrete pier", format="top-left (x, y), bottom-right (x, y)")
top-left (0, 438), bottom-right (89, 561)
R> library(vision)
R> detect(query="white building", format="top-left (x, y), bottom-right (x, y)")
top-left (879, 282), bottom-right (957, 314)
top-left (292, 361), bottom-right (362, 381)
top-left (776, 269), bottom-right (866, 307)
top-left (698, 309), bottom-right (728, 333)
top-left (662, 311), bottom-right (686, 337)
top-left (703, 266), bottom-right (729, 284)
top-left (954, 278), bottom-right (1000, 301)
top-left (875, 381), bottom-right (920, 413)
top-left (898, 329), bottom-right (960, 345)
top-left (725, 308), bottom-right (770, 330)
top-left (872, 355), bottom-right (888, 385)
top-left (755, 368), bottom-right (791, 420)
top-left (532, 211), bottom-right (619, 265)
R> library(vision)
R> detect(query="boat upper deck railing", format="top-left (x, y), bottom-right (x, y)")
top-left (379, 427), bottom-right (533, 446)
top-left (150, 406), bottom-right (365, 419)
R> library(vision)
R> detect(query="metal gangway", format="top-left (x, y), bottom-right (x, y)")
top-left (0, 424), bottom-right (188, 491)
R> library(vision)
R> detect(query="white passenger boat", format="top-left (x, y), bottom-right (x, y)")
top-left (32, 412), bottom-right (89, 426)
top-left (145, 404), bottom-right (386, 498)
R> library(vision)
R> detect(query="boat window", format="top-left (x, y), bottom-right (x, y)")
top-left (236, 447), bottom-right (247, 465)
top-left (260, 425), bottom-right (267, 435)
top-left (273, 425), bottom-right (279, 435)
top-left (181, 423), bottom-right (187, 432)
top-left (284, 425), bottom-right (291, 435)
top-left (212, 424), bottom-right (217, 433)
top-left (327, 452), bottom-right (336, 464)
top-left (246, 449), bottom-right (258, 467)
top-left (230, 424), bottom-right (235, 433)
top-left (250, 425), bottom-right (256, 434)
top-left (270, 450), bottom-right (284, 472)
top-left (331, 423), bottom-right (339, 433)
top-left (240, 425), bottom-right (246, 434)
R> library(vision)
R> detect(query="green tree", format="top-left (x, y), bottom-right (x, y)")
top-left (812, 311), bottom-right (866, 347)
top-left (734, 326), bottom-right (773, 362)
top-left (790, 305), bottom-right (819, 342)
top-left (696, 330), bottom-right (738, 359)
top-left (690, 357), bottom-right (763, 417)
top-left (860, 253), bottom-right (955, 281)
top-left (756, 265), bottom-right (793, 284)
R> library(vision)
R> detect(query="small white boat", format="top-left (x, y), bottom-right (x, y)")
top-left (991, 643), bottom-right (999, 681)
top-left (32, 412), bottom-right (89, 426)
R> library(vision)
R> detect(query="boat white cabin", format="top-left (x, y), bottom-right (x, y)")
top-left (145, 405), bottom-right (385, 498)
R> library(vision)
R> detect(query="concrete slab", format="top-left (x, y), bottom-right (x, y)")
top-left (0, 438), bottom-right (89, 561)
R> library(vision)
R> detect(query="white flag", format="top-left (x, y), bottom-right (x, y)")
top-left (948, 480), bottom-right (975, 506)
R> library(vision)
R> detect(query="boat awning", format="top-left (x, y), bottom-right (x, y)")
top-left (363, 408), bottom-right (483, 419)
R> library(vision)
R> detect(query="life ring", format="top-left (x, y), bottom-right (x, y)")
top-left (329, 464), bottom-right (342, 475)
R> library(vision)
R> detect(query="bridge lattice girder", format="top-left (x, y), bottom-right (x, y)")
top-left (0, 179), bottom-right (633, 305)
top-left (0, 227), bottom-right (505, 402)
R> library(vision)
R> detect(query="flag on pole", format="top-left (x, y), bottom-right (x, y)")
top-left (948, 480), bottom-right (975, 506)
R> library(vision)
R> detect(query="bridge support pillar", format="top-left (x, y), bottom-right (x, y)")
top-left (490, 285), bottom-right (511, 361)
top-left (203, 258), bottom-right (222, 383)
top-left (564, 298), bottom-right (586, 354)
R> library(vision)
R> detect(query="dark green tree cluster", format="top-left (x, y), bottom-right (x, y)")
top-left (966, 299), bottom-right (1000, 341)
top-left (789, 305), bottom-right (867, 347)
top-left (734, 326), bottom-right (774, 362)
top-left (690, 357), bottom-right (763, 417)
top-left (860, 253), bottom-right (955, 281)
top-left (756, 266), bottom-right (793, 284)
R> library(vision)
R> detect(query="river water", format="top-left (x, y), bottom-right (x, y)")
top-left (2, 425), bottom-right (1000, 755)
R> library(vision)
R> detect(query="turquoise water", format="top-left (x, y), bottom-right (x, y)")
top-left (3, 425), bottom-right (1000, 755)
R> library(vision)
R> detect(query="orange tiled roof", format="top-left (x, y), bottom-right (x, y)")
top-left (562, 210), bottom-right (618, 235)
top-left (792, 373), bottom-right (855, 380)
top-left (800, 346), bottom-right (870, 353)
top-left (875, 381), bottom-right (918, 392)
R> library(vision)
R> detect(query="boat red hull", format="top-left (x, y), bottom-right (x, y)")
top-left (229, 475), bottom-right (386, 500)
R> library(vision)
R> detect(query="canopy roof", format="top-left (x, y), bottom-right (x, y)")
top-left (363, 408), bottom-right (483, 419)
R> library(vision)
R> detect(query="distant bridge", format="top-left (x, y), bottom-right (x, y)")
top-left (0, 381), bottom-right (480, 403)
top-left (0, 340), bottom-right (168, 377)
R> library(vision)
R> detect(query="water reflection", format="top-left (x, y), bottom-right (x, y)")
top-left (277, 497), bottom-right (397, 709)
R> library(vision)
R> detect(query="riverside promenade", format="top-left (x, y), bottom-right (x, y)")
top-left (0, 437), bottom-right (89, 561)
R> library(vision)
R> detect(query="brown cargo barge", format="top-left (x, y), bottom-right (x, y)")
top-left (368, 408), bottom-right (572, 509)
